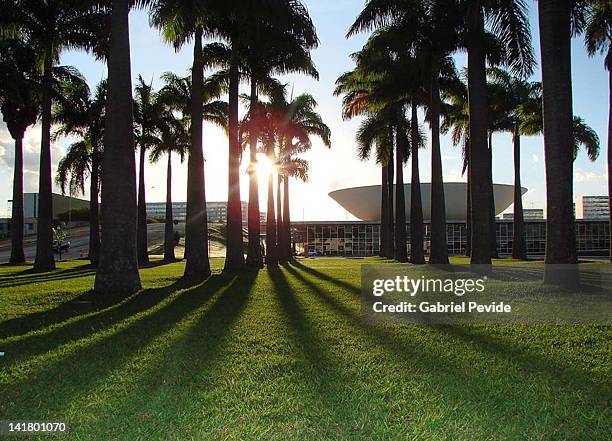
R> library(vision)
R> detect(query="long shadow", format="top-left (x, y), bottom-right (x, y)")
top-left (103, 270), bottom-right (259, 433)
top-left (0, 265), bottom-right (97, 288)
top-left (283, 264), bottom-right (611, 418)
top-left (267, 266), bottom-right (355, 428)
top-left (1, 272), bottom-right (249, 420)
top-left (0, 275), bottom-right (203, 344)
top-left (289, 260), bottom-right (360, 295)
top-left (0, 259), bottom-right (177, 289)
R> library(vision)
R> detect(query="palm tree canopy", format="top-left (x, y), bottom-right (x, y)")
top-left (584, 0), bottom-right (612, 70)
top-left (0, 38), bottom-right (40, 137)
top-left (0, 0), bottom-right (110, 61)
top-left (157, 71), bottom-right (228, 130)
top-left (53, 77), bottom-right (106, 196)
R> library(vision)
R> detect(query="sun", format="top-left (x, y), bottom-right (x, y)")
top-left (255, 153), bottom-right (276, 178)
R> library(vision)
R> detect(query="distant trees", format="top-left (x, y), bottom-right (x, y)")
top-left (54, 79), bottom-right (106, 265)
top-left (2, 0), bottom-right (109, 272)
top-left (0, 39), bottom-right (41, 264)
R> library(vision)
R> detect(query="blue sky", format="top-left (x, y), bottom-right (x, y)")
top-left (0, 1), bottom-right (608, 220)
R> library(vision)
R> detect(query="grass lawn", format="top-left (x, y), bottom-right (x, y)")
top-left (0, 257), bottom-right (610, 440)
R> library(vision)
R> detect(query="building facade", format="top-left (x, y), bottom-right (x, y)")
top-left (501, 208), bottom-right (544, 220)
top-left (146, 201), bottom-right (258, 224)
top-left (576, 196), bottom-right (609, 220)
top-left (290, 220), bottom-right (610, 257)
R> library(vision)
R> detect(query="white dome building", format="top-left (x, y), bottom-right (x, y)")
top-left (328, 182), bottom-right (526, 221)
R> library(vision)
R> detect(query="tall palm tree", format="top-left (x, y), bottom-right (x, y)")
top-left (274, 91), bottom-right (331, 261)
top-left (1, 0), bottom-right (108, 272)
top-left (156, 71), bottom-right (228, 261)
top-left (334, 68), bottom-right (392, 258)
top-left (54, 79), bottom-right (106, 264)
top-left (584, 0), bottom-right (611, 260)
top-left (150, 0), bottom-right (221, 278)
top-left (334, 67), bottom-right (397, 258)
top-left (95, 0), bottom-right (141, 293)
top-left (0, 38), bottom-right (40, 264)
top-left (538, 0), bottom-right (578, 273)
top-left (348, 0), bottom-right (466, 265)
top-left (134, 75), bottom-right (164, 265)
top-left (487, 68), bottom-right (539, 259)
top-left (242, 25), bottom-right (319, 268)
top-left (219, 0), bottom-right (319, 273)
top-left (463, 0), bottom-right (534, 264)
top-left (148, 108), bottom-right (188, 262)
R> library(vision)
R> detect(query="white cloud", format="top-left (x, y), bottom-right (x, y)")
top-left (575, 170), bottom-right (607, 183)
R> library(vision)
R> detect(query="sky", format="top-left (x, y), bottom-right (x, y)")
top-left (0, 1), bottom-right (609, 221)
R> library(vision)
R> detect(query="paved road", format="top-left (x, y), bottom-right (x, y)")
top-left (0, 223), bottom-right (172, 263)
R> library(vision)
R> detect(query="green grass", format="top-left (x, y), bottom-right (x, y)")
top-left (0, 258), bottom-right (610, 440)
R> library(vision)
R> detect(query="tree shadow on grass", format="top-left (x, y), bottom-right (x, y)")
top-left (97, 270), bottom-right (259, 435)
top-left (1, 271), bottom-right (257, 421)
top-left (282, 264), bottom-right (611, 426)
top-left (0, 275), bottom-right (204, 344)
top-left (268, 266), bottom-right (353, 427)
top-left (0, 264), bottom-right (97, 289)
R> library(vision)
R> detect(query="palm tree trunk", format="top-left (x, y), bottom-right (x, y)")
top-left (9, 133), bottom-right (25, 264)
top-left (395, 125), bottom-right (408, 262)
top-left (410, 102), bottom-right (425, 264)
top-left (88, 148), bottom-right (100, 265)
top-left (95, 0), bottom-right (141, 293)
top-left (512, 125), bottom-right (527, 259)
top-left (33, 47), bottom-right (56, 272)
top-left (464, 144), bottom-right (472, 257)
top-left (283, 173), bottom-right (291, 260)
top-left (183, 26), bottom-right (211, 278)
top-left (467, 6), bottom-right (492, 264)
top-left (164, 151), bottom-right (175, 262)
top-left (380, 164), bottom-right (388, 257)
top-left (265, 146), bottom-right (277, 265)
top-left (276, 173), bottom-right (285, 262)
top-left (386, 145), bottom-right (395, 258)
top-left (538, 0), bottom-right (577, 276)
top-left (137, 143), bottom-right (149, 264)
top-left (246, 78), bottom-right (263, 267)
top-left (488, 132), bottom-right (498, 258)
top-left (607, 62), bottom-right (612, 262)
top-left (224, 46), bottom-right (245, 272)
top-left (429, 52), bottom-right (449, 264)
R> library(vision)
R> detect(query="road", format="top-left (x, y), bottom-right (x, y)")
top-left (0, 223), bottom-right (172, 263)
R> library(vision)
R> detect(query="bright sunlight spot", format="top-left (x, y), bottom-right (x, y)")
top-left (256, 153), bottom-right (276, 179)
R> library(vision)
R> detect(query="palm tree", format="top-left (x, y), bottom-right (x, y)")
top-left (54, 79), bottom-right (106, 264)
top-left (584, 0), bottom-right (611, 260)
top-left (148, 108), bottom-right (188, 262)
top-left (95, 0), bottom-right (141, 293)
top-left (0, 38), bottom-right (40, 264)
top-left (463, 1), bottom-right (534, 264)
top-left (1, 0), bottom-right (108, 272)
top-left (242, 25), bottom-right (319, 268)
top-left (150, 0), bottom-right (221, 278)
top-left (334, 68), bottom-right (392, 258)
top-left (156, 70), bottom-right (227, 260)
top-left (134, 75), bottom-right (164, 265)
top-left (274, 91), bottom-right (331, 261)
top-left (348, 1), bottom-right (467, 265)
top-left (538, 0), bottom-right (578, 273)
top-left (334, 67), bottom-right (397, 258)
top-left (487, 68), bottom-right (539, 259)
